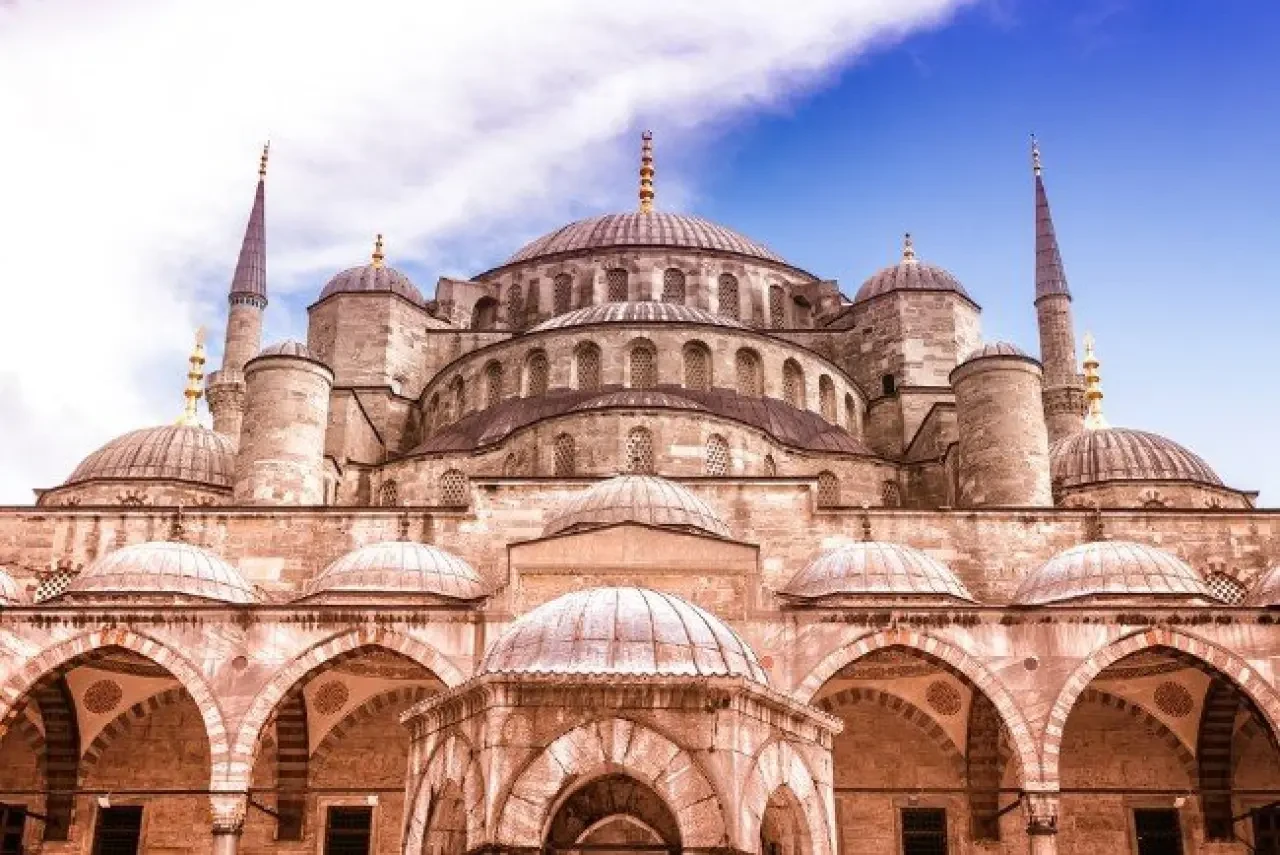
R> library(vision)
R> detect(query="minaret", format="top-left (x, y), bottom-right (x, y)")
top-left (639, 130), bottom-right (655, 213)
top-left (206, 143), bottom-right (270, 447)
top-left (1031, 136), bottom-right (1086, 443)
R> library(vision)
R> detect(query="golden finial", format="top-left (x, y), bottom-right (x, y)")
top-left (371, 233), bottom-right (385, 269)
top-left (259, 141), bottom-right (270, 180)
top-left (638, 130), bottom-right (655, 214)
top-left (176, 327), bottom-right (207, 427)
top-left (1082, 332), bottom-right (1108, 430)
top-left (902, 232), bottom-right (917, 264)
top-left (1031, 133), bottom-right (1042, 177)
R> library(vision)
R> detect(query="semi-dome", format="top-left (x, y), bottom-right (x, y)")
top-left (66, 541), bottom-right (259, 604)
top-left (1244, 566), bottom-right (1280, 607)
top-left (302, 541), bottom-right (486, 601)
top-left (64, 425), bottom-right (234, 489)
top-left (256, 339), bottom-right (315, 359)
top-left (319, 262), bottom-right (425, 306)
top-left (570, 389), bottom-right (708, 413)
top-left (529, 301), bottom-right (747, 333)
top-left (1013, 540), bottom-right (1214, 605)
top-left (962, 341), bottom-right (1030, 363)
top-left (478, 586), bottom-right (767, 682)
top-left (543, 475), bottom-right (730, 538)
top-left (854, 236), bottom-right (970, 304)
top-left (0, 567), bottom-right (24, 606)
top-left (1050, 428), bottom-right (1223, 490)
top-left (781, 542), bottom-right (976, 603)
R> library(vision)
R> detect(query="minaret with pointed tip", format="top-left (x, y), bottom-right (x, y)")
top-left (207, 143), bottom-right (270, 447)
top-left (1031, 136), bottom-right (1086, 443)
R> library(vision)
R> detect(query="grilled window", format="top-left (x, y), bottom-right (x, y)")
top-left (718, 273), bottom-right (740, 320)
top-left (576, 343), bottom-right (602, 391)
top-left (817, 471), bottom-right (840, 507)
top-left (662, 268), bottom-right (686, 303)
top-left (736, 349), bottom-right (762, 397)
top-left (819, 375), bottom-right (836, 422)
top-left (706, 434), bottom-right (729, 476)
top-left (553, 273), bottom-right (572, 314)
top-left (484, 362), bottom-right (504, 408)
top-left (882, 480), bottom-right (902, 508)
top-left (92, 806), bottom-right (143, 855)
top-left (324, 806), bottom-right (373, 855)
top-left (526, 351), bottom-right (549, 396)
top-left (769, 285), bottom-right (786, 328)
top-left (439, 470), bottom-right (469, 506)
top-left (553, 434), bottom-right (576, 476)
top-left (683, 342), bottom-right (712, 390)
top-left (506, 283), bottom-right (523, 326)
top-left (626, 427), bottom-right (655, 474)
top-left (34, 567), bottom-right (78, 603)
top-left (630, 344), bottom-right (657, 388)
top-left (377, 481), bottom-right (399, 507)
top-left (606, 268), bottom-right (629, 302)
top-left (1206, 572), bottom-right (1247, 605)
top-left (782, 360), bottom-right (805, 409)
top-left (901, 807), bottom-right (947, 855)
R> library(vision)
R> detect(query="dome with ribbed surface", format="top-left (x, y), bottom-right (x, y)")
top-left (1050, 428), bottom-right (1223, 489)
top-left (65, 425), bottom-right (234, 489)
top-left (962, 341), bottom-right (1030, 363)
top-left (782, 542), bottom-right (976, 603)
top-left (543, 475), bottom-right (730, 538)
top-left (479, 587), bottom-right (767, 682)
top-left (0, 568), bottom-right (24, 606)
top-left (570, 390), bottom-right (708, 413)
top-left (529, 301), bottom-right (747, 333)
top-left (319, 264), bottom-right (425, 306)
top-left (499, 212), bottom-right (792, 270)
top-left (67, 541), bottom-right (259, 604)
top-left (1013, 541), bottom-right (1214, 605)
top-left (256, 339), bottom-right (315, 359)
top-left (1245, 566), bottom-right (1280, 607)
top-left (303, 541), bottom-right (486, 601)
top-left (855, 255), bottom-right (970, 304)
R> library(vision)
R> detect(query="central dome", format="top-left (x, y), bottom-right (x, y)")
top-left (1050, 427), bottom-right (1223, 489)
top-left (529, 301), bottom-right (746, 333)
top-left (543, 475), bottom-right (731, 538)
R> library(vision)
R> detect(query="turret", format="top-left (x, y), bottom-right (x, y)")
top-left (207, 143), bottom-right (270, 447)
top-left (232, 341), bottom-right (333, 505)
top-left (950, 342), bottom-right (1052, 507)
top-left (1031, 137), bottom-right (1086, 443)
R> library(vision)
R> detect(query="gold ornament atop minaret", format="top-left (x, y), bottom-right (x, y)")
top-left (371, 233), bottom-right (386, 269)
top-left (1082, 332), bottom-right (1108, 430)
top-left (638, 131), bottom-right (655, 214)
top-left (176, 327), bottom-right (207, 427)
top-left (1031, 133), bottom-right (1042, 177)
top-left (902, 232), bottom-right (918, 264)
top-left (259, 141), bottom-right (270, 180)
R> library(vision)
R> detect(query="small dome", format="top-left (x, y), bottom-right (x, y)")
top-left (319, 263), bottom-right (425, 306)
top-left (68, 541), bottom-right (259, 604)
top-left (570, 389), bottom-right (708, 413)
top-left (543, 475), bottom-right (730, 538)
top-left (782, 542), bottom-right (976, 603)
top-left (64, 425), bottom-right (234, 489)
top-left (1051, 428), bottom-right (1223, 490)
top-left (479, 586), bottom-right (767, 682)
top-left (303, 541), bottom-right (486, 601)
top-left (0, 568), bottom-right (24, 606)
top-left (854, 240), bottom-right (970, 304)
top-left (962, 341), bottom-right (1030, 362)
top-left (1245, 566), bottom-right (1280, 607)
top-left (529, 301), bottom-right (747, 333)
top-left (1013, 540), bottom-right (1214, 605)
top-left (257, 339), bottom-right (315, 359)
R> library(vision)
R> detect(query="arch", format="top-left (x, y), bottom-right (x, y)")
top-left (816, 471), bottom-right (839, 507)
top-left (741, 739), bottom-right (831, 855)
top-left (793, 629), bottom-right (1039, 788)
top-left (628, 339), bottom-right (657, 389)
top-left (606, 268), bottom-right (629, 302)
top-left (683, 341), bottom-right (713, 391)
top-left (484, 360), bottom-right (504, 408)
top-left (228, 629), bottom-right (463, 793)
top-left (494, 718), bottom-right (728, 849)
top-left (736, 348), bottom-right (763, 398)
top-left (525, 349), bottom-right (550, 397)
top-left (553, 273), bottom-right (573, 314)
top-left (759, 786), bottom-right (812, 855)
top-left (547, 774), bottom-right (680, 849)
top-left (815, 687), bottom-right (965, 779)
top-left (705, 434), bottom-right (729, 476)
top-left (79, 686), bottom-right (189, 777)
top-left (718, 273), bottom-right (740, 320)
top-left (575, 342), bottom-right (602, 391)
top-left (625, 427), bottom-right (655, 474)
top-left (404, 732), bottom-right (486, 855)
top-left (782, 359), bottom-right (805, 409)
top-left (553, 434), bottom-right (576, 477)
top-left (471, 296), bottom-right (498, 331)
top-left (439, 469), bottom-right (469, 506)
top-left (310, 685), bottom-right (433, 768)
top-left (1074, 689), bottom-right (1196, 779)
top-left (818, 375), bottom-right (835, 423)
top-left (661, 268), bottom-right (686, 304)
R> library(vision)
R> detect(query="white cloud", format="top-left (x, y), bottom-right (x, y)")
top-left (0, 0), bottom-right (971, 502)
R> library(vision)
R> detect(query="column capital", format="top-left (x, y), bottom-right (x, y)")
top-left (1024, 791), bottom-right (1060, 836)
top-left (210, 792), bottom-right (249, 835)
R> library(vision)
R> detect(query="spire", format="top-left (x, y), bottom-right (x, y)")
top-left (228, 143), bottom-right (268, 305)
top-left (1081, 332), bottom-right (1108, 430)
top-left (1033, 134), bottom-right (1070, 302)
top-left (176, 328), bottom-right (207, 427)
top-left (638, 130), bottom-right (655, 214)
top-left (371, 233), bottom-right (385, 268)
top-left (901, 232), bottom-right (918, 264)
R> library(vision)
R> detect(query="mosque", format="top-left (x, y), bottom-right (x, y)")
top-left (0, 133), bottom-right (1277, 855)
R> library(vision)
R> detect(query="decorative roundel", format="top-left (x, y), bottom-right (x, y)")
top-left (1154, 681), bottom-right (1194, 718)
top-left (312, 680), bottom-right (350, 716)
top-left (83, 679), bottom-right (124, 715)
top-left (925, 680), bottom-right (962, 717)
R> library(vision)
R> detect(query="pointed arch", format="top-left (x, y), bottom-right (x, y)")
top-left (815, 687), bottom-right (965, 779)
top-left (741, 739), bottom-right (831, 855)
top-left (403, 732), bottom-right (486, 855)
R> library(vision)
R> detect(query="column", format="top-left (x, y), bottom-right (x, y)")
top-left (210, 793), bottom-right (248, 855)
top-left (1024, 792), bottom-right (1059, 855)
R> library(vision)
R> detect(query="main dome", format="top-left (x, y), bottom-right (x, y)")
top-left (67, 541), bottom-right (259, 604)
top-left (302, 541), bottom-right (486, 601)
top-left (1050, 428), bottom-right (1223, 489)
top-left (64, 425), bottom-right (234, 489)
top-left (782, 542), bottom-right (976, 603)
top-left (543, 475), bottom-right (731, 538)
top-left (478, 586), bottom-right (767, 682)
top-left (530, 301), bottom-right (747, 333)
top-left (499, 212), bottom-right (791, 269)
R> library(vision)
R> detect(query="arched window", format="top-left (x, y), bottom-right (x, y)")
top-left (662, 268), bottom-right (686, 303)
top-left (625, 427), bottom-right (655, 474)
top-left (484, 361), bottom-right (504, 407)
top-left (377, 481), bottom-right (399, 507)
top-left (782, 359), bottom-right (805, 409)
top-left (439, 469), bottom-right (469, 505)
top-left (506, 283), bottom-right (524, 326)
top-left (683, 342), bottom-right (712, 390)
top-left (817, 471), bottom-right (840, 507)
top-left (525, 281), bottom-right (539, 317)
top-left (844, 393), bottom-right (857, 432)
top-left (629, 342), bottom-right (657, 388)
top-left (426, 393), bottom-right (440, 435)
top-left (705, 434), bottom-right (729, 476)
top-left (553, 273), bottom-right (572, 314)
top-left (525, 350), bottom-right (549, 396)
top-left (768, 285), bottom-right (786, 328)
top-left (553, 434), bottom-right (575, 476)
top-left (882, 374), bottom-right (897, 397)
top-left (818, 375), bottom-right (836, 422)
top-left (881, 480), bottom-right (902, 508)
top-left (471, 297), bottom-right (498, 330)
top-left (763, 454), bottom-right (777, 477)
top-left (718, 273), bottom-right (740, 320)
top-left (606, 268), bottom-right (629, 302)
top-left (576, 342), bottom-right (602, 391)
top-left (736, 349), bottom-right (762, 397)
top-left (450, 376), bottom-right (466, 421)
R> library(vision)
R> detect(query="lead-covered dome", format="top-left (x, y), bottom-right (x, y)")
top-left (64, 425), bottom-right (234, 489)
top-left (0, 567), bottom-right (24, 606)
top-left (1245, 566), bottom-right (1280, 607)
top-left (1050, 428), bottom-right (1223, 489)
top-left (962, 341), bottom-right (1030, 363)
top-left (66, 541), bottom-right (259, 604)
top-left (1013, 540), bottom-right (1214, 605)
top-left (543, 475), bottom-right (730, 538)
top-left (302, 541), bottom-right (486, 601)
top-left (781, 542), bottom-right (976, 604)
top-left (529, 301), bottom-right (747, 333)
top-left (319, 263), bottom-right (425, 306)
top-left (256, 339), bottom-right (316, 360)
top-left (854, 236), bottom-right (971, 304)
top-left (479, 586), bottom-right (767, 682)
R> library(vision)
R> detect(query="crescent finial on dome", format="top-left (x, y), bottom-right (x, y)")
top-left (259, 141), bottom-right (270, 180)
top-left (371, 233), bottom-right (385, 269)
top-left (1082, 332), bottom-right (1108, 430)
top-left (902, 232), bottom-right (917, 264)
top-left (639, 131), bottom-right (655, 214)
top-left (175, 328), bottom-right (207, 427)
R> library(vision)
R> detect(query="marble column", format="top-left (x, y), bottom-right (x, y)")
top-left (210, 793), bottom-right (248, 855)
top-left (1024, 792), bottom-right (1060, 855)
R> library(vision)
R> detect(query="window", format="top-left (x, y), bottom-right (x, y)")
top-left (782, 360), bottom-right (805, 409)
top-left (718, 273), bottom-right (740, 320)
top-left (576, 343), bottom-right (602, 391)
top-left (763, 454), bottom-right (777, 477)
top-left (844, 393), bottom-right (857, 432)
top-left (324, 806), bottom-right (373, 855)
top-left (662, 268), bottom-right (686, 303)
top-left (818, 375), bottom-right (836, 422)
top-left (526, 351), bottom-right (549, 396)
top-left (706, 434), bottom-right (729, 476)
top-left (451, 377), bottom-right (466, 421)
top-left (524, 280), bottom-right (539, 317)
top-left (484, 361), bottom-right (504, 408)
top-left (882, 374), bottom-right (898, 397)
top-left (1253, 805), bottom-right (1280, 855)
top-left (502, 453), bottom-right (518, 476)
top-left (553, 273), bottom-right (572, 314)
top-left (817, 471), bottom-right (840, 507)
top-left (626, 427), bottom-right (655, 474)
top-left (606, 268), bottom-right (629, 302)
top-left (1206, 571), bottom-right (1247, 605)
top-left (378, 481), bottom-right (399, 507)
top-left (426, 393), bottom-right (441, 435)
top-left (1134, 809), bottom-right (1183, 855)
top-left (577, 277), bottom-right (594, 309)
top-left (34, 566), bottom-right (78, 602)
top-left (882, 480), bottom-right (902, 508)
top-left (1, 805), bottom-right (26, 855)
top-left (769, 285), bottom-right (786, 328)
top-left (439, 470), bottom-right (469, 506)
top-left (900, 807), bottom-right (947, 855)
top-left (471, 297), bottom-right (498, 331)
top-left (630, 343), bottom-right (657, 388)
top-left (683, 342), bottom-right (712, 390)
top-left (92, 806), bottom-right (144, 855)
top-left (506, 283), bottom-right (523, 326)
top-left (736, 349), bottom-right (762, 397)
top-left (553, 434), bottom-right (576, 476)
